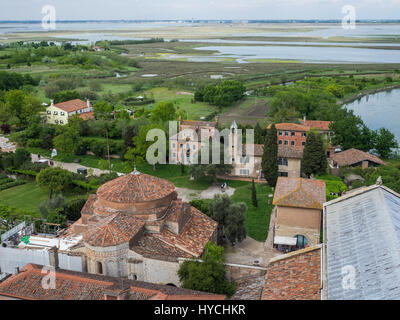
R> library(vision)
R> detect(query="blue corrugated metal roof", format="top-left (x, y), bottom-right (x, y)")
top-left (324, 186), bottom-right (400, 300)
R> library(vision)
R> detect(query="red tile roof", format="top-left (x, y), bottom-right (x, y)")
top-left (331, 148), bottom-right (385, 167)
top-left (79, 112), bottom-right (94, 121)
top-left (55, 99), bottom-right (88, 113)
top-left (273, 177), bottom-right (326, 209)
top-left (268, 123), bottom-right (310, 132)
top-left (84, 212), bottom-right (145, 247)
top-left (242, 144), bottom-right (303, 159)
top-left (97, 172), bottom-right (176, 203)
top-left (304, 120), bottom-right (332, 131)
top-left (269, 121), bottom-right (332, 132)
top-left (0, 264), bottom-right (225, 300)
top-left (262, 246), bottom-right (321, 300)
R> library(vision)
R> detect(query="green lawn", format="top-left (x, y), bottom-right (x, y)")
top-left (138, 87), bottom-right (224, 120)
top-left (227, 180), bottom-right (274, 242)
top-left (0, 181), bottom-right (49, 213)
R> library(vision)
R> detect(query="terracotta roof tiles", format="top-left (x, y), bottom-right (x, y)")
top-left (0, 264), bottom-right (225, 300)
top-left (55, 99), bottom-right (89, 113)
top-left (97, 172), bottom-right (175, 203)
top-left (273, 177), bottom-right (326, 209)
top-left (331, 148), bottom-right (385, 167)
top-left (262, 246), bottom-right (321, 300)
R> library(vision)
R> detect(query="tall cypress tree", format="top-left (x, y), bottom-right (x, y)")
top-left (301, 131), bottom-right (327, 177)
top-left (261, 124), bottom-right (278, 187)
top-left (251, 179), bottom-right (258, 207)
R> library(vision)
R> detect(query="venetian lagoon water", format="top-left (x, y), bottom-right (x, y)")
top-left (344, 89), bottom-right (400, 143)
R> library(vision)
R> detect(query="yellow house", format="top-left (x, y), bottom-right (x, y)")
top-left (45, 99), bottom-right (93, 125)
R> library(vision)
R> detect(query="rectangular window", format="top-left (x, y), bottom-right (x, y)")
top-left (302, 142), bottom-right (306, 146)
top-left (285, 131), bottom-right (289, 136)
top-left (47, 111), bottom-right (51, 115)
top-left (291, 141), bottom-right (295, 146)
top-left (302, 132), bottom-right (307, 137)
top-left (240, 169), bottom-right (250, 176)
top-left (278, 172), bottom-right (289, 177)
top-left (53, 111), bottom-right (58, 115)
top-left (60, 120), bottom-right (64, 124)
top-left (291, 132), bottom-right (295, 136)
top-left (279, 140), bottom-right (283, 145)
top-left (172, 143), bottom-right (176, 148)
top-left (55, 120), bottom-right (59, 124)
top-left (284, 141), bottom-right (289, 145)
top-left (193, 145), bottom-right (196, 150)
top-left (278, 131), bottom-right (283, 136)
top-left (173, 153), bottom-right (176, 158)
top-left (61, 112), bottom-right (65, 116)
top-left (278, 158), bottom-right (288, 166)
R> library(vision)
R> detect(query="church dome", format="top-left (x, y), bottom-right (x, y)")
top-left (96, 171), bottom-right (175, 204)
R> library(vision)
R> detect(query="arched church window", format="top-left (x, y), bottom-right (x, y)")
top-left (97, 261), bottom-right (103, 274)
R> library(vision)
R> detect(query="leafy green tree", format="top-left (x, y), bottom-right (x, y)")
top-left (150, 102), bottom-right (177, 123)
top-left (13, 148), bottom-right (31, 168)
top-left (208, 194), bottom-right (247, 245)
top-left (125, 123), bottom-right (165, 171)
top-left (374, 128), bottom-right (398, 159)
top-left (36, 167), bottom-right (73, 199)
top-left (254, 122), bottom-right (267, 144)
top-left (225, 203), bottom-right (247, 245)
top-left (38, 195), bottom-right (67, 219)
top-left (261, 124), bottom-right (278, 187)
top-left (3, 90), bottom-right (42, 127)
top-left (189, 142), bottom-right (233, 183)
top-left (251, 179), bottom-right (258, 207)
top-left (330, 110), bottom-right (376, 152)
top-left (301, 131), bottom-right (327, 177)
top-left (177, 242), bottom-right (236, 297)
top-left (53, 126), bottom-right (81, 154)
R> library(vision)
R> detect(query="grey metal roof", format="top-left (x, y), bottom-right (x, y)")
top-left (323, 185), bottom-right (400, 300)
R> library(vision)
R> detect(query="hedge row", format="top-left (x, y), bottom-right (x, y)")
top-left (0, 180), bottom-right (26, 191)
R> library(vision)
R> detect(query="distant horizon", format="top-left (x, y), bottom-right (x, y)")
top-left (2, 0), bottom-right (400, 21)
top-left (1, 19), bottom-right (400, 23)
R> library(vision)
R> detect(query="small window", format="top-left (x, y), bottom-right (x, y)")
top-left (47, 111), bottom-right (51, 115)
top-left (240, 169), bottom-right (250, 176)
top-left (55, 120), bottom-right (59, 124)
top-left (278, 131), bottom-right (283, 136)
top-left (278, 140), bottom-right (283, 145)
top-left (291, 131), bottom-right (295, 136)
top-left (302, 142), bottom-right (306, 146)
top-left (172, 153), bottom-right (176, 158)
top-left (60, 120), bottom-right (64, 124)
top-left (285, 131), bottom-right (289, 136)
top-left (180, 144), bottom-right (183, 148)
top-left (53, 111), bottom-right (58, 115)
top-left (284, 141), bottom-right (289, 145)
top-left (193, 145), bottom-right (196, 150)
top-left (172, 143), bottom-right (176, 148)
top-left (291, 141), bottom-right (295, 146)
top-left (302, 132), bottom-right (307, 137)
top-left (278, 171), bottom-right (288, 177)
top-left (60, 112), bottom-right (65, 116)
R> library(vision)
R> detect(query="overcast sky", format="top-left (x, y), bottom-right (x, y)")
top-left (1, 0), bottom-right (400, 20)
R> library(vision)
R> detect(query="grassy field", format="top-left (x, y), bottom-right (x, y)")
top-left (0, 181), bottom-right (49, 213)
top-left (227, 180), bottom-right (274, 242)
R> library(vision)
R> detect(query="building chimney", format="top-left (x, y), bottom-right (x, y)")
top-left (87, 99), bottom-right (91, 109)
top-left (48, 246), bottom-right (59, 269)
top-left (50, 99), bottom-right (54, 107)
top-left (303, 115), bottom-right (306, 126)
top-left (14, 267), bottom-right (19, 274)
